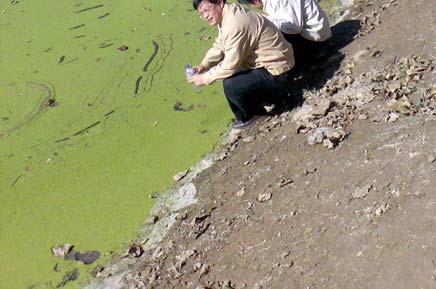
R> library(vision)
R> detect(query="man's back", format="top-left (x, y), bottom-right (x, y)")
top-left (262, 0), bottom-right (331, 41)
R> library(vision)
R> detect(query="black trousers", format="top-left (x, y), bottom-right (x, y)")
top-left (283, 33), bottom-right (328, 71)
top-left (223, 68), bottom-right (290, 122)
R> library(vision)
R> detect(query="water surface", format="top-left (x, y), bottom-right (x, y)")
top-left (0, 1), bottom-right (229, 288)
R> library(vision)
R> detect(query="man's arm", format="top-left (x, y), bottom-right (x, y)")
top-left (202, 26), bottom-right (247, 84)
top-left (200, 36), bottom-right (225, 70)
top-left (264, 0), bottom-right (303, 35)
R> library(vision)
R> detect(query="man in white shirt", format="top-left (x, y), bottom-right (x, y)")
top-left (239, 0), bottom-right (332, 69)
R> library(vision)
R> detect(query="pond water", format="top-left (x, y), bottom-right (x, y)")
top-left (0, 1), bottom-right (229, 288)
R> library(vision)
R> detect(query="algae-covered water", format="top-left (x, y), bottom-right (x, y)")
top-left (0, 1), bottom-right (230, 288)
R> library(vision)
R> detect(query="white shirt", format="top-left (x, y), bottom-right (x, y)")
top-left (263, 0), bottom-right (332, 42)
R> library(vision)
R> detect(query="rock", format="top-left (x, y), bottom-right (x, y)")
top-left (257, 193), bottom-right (272, 202)
top-left (214, 152), bottom-right (228, 162)
top-left (386, 98), bottom-right (411, 114)
top-left (176, 211), bottom-right (188, 221)
top-left (147, 215), bottom-right (159, 224)
top-left (56, 268), bottom-right (79, 288)
top-left (292, 100), bottom-right (333, 126)
top-left (199, 263), bottom-right (210, 276)
top-left (242, 136), bottom-right (255, 143)
top-left (51, 243), bottom-right (74, 257)
top-left (175, 249), bottom-right (196, 268)
top-left (173, 170), bottom-right (188, 182)
top-left (307, 127), bottom-right (346, 148)
top-left (375, 203), bottom-right (390, 216)
top-left (278, 177), bottom-right (293, 187)
top-left (64, 251), bottom-right (78, 261)
top-left (386, 112), bottom-right (400, 122)
top-left (116, 45), bottom-right (128, 52)
top-left (75, 251), bottom-right (100, 265)
top-left (352, 185), bottom-right (372, 199)
top-left (228, 130), bottom-right (240, 144)
top-left (124, 243), bottom-right (144, 258)
top-left (221, 280), bottom-right (235, 289)
top-left (236, 187), bottom-right (246, 197)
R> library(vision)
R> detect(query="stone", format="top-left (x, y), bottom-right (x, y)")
top-left (51, 243), bottom-right (74, 257)
top-left (352, 185), bottom-right (372, 199)
top-left (75, 251), bottom-right (100, 265)
top-left (236, 187), bottom-right (246, 197)
top-left (173, 170), bottom-right (188, 182)
top-left (257, 193), bottom-right (272, 202)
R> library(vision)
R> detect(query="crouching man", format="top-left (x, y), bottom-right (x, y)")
top-left (188, 0), bottom-right (295, 129)
top-left (239, 0), bottom-right (332, 69)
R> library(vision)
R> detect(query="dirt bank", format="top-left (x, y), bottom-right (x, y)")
top-left (86, 0), bottom-right (435, 288)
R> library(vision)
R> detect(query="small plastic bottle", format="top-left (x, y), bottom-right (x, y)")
top-left (184, 64), bottom-right (196, 79)
top-left (184, 64), bottom-right (201, 93)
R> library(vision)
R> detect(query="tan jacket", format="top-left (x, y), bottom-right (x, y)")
top-left (201, 3), bottom-right (295, 85)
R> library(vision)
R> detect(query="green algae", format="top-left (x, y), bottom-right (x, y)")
top-left (0, 1), bottom-right (230, 288)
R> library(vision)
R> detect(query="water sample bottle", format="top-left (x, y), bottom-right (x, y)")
top-left (184, 64), bottom-right (201, 93)
top-left (184, 64), bottom-right (196, 79)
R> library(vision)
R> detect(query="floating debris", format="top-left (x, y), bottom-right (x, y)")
top-left (116, 45), bottom-right (129, 52)
top-left (51, 243), bottom-right (74, 257)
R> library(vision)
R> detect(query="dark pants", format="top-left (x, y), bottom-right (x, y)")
top-left (283, 33), bottom-right (328, 72)
top-left (223, 68), bottom-right (290, 122)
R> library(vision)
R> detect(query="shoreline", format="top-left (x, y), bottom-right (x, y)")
top-left (84, 127), bottom-right (244, 289)
top-left (83, 0), bottom-right (436, 288)
top-left (82, 1), bottom-right (360, 288)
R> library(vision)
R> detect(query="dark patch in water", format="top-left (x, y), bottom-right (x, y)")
top-left (134, 76), bottom-right (143, 94)
top-left (10, 174), bottom-right (23, 188)
top-left (104, 110), bottom-right (115, 117)
top-left (73, 121), bottom-right (101, 136)
top-left (55, 137), bottom-right (69, 143)
top-left (56, 268), bottom-right (79, 288)
top-left (97, 12), bottom-right (110, 19)
top-left (173, 101), bottom-right (194, 112)
top-left (99, 43), bottom-right (113, 48)
top-left (74, 4), bottom-right (104, 14)
top-left (69, 24), bottom-right (85, 30)
top-left (46, 98), bottom-right (58, 107)
top-left (74, 35), bottom-right (86, 39)
top-left (44, 47), bottom-right (52, 53)
top-left (143, 40), bottom-right (159, 72)
top-left (58, 55), bottom-right (65, 64)
top-left (66, 57), bottom-right (79, 64)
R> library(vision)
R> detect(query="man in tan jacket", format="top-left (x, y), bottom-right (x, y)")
top-left (189, 0), bottom-right (295, 128)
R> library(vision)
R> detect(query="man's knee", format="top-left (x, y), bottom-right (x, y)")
top-left (223, 76), bottom-right (238, 97)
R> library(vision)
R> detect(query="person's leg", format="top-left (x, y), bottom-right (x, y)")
top-left (284, 33), bottom-right (327, 70)
top-left (223, 68), bottom-right (290, 122)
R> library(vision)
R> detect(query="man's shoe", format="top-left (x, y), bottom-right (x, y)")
top-left (231, 115), bottom-right (261, 129)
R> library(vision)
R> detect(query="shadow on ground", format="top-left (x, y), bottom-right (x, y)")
top-left (279, 19), bottom-right (362, 111)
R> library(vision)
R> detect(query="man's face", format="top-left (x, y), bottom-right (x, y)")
top-left (198, 0), bottom-right (223, 26)
top-left (250, 0), bottom-right (263, 9)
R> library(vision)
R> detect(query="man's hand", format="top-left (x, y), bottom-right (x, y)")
top-left (193, 64), bottom-right (206, 74)
top-left (188, 73), bottom-right (206, 87)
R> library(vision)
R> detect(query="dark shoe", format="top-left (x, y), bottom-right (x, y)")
top-left (231, 115), bottom-right (261, 129)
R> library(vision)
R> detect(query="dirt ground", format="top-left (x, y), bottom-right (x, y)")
top-left (92, 0), bottom-right (436, 288)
